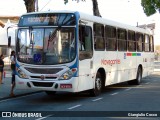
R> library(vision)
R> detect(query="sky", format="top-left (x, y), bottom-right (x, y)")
top-left (0, 0), bottom-right (159, 26)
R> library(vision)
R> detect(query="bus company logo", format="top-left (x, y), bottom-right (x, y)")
top-left (40, 75), bottom-right (45, 80)
top-left (2, 112), bottom-right (42, 118)
top-left (101, 59), bottom-right (121, 65)
top-left (2, 112), bottom-right (11, 117)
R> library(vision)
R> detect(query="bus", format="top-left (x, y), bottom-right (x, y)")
top-left (9, 11), bottom-right (154, 96)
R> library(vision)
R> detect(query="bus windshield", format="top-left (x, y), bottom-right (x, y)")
top-left (16, 27), bottom-right (76, 65)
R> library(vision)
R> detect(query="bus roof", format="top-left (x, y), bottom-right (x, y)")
top-left (78, 12), bottom-right (152, 35)
top-left (21, 10), bottom-right (152, 35)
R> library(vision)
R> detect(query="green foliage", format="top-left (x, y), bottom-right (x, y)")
top-left (141, 0), bottom-right (160, 16)
top-left (64, 0), bottom-right (68, 4)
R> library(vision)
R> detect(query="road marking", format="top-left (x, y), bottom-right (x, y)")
top-left (68, 104), bottom-right (81, 110)
top-left (108, 86), bottom-right (139, 89)
top-left (92, 97), bottom-right (103, 102)
top-left (145, 82), bottom-right (150, 84)
top-left (36, 114), bottom-right (53, 120)
top-left (125, 88), bottom-right (132, 91)
top-left (110, 92), bottom-right (119, 96)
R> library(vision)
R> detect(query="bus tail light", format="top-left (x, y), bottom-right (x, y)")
top-left (59, 68), bottom-right (77, 80)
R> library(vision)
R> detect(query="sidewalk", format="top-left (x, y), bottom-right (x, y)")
top-left (0, 70), bottom-right (40, 100)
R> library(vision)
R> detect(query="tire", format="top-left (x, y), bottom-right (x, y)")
top-left (134, 67), bottom-right (142, 85)
top-left (90, 72), bottom-right (102, 96)
top-left (128, 67), bottom-right (142, 85)
top-left (45, 91), bottom-right (56, 96)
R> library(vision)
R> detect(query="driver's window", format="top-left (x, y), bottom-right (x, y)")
top-left (79, 25), bottom-right (93, 60)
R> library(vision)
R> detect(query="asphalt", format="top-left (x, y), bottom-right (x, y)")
top-left (0, 62), bottom-right (160, 101)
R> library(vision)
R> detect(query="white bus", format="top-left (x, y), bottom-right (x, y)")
top-left (10, 11), bottom-right (154, 96)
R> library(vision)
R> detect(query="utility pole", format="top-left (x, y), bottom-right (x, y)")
top-left (35, 0), bottom-right (39, 12)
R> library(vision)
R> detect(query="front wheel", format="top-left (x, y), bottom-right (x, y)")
top-left (90, 72), bottom-right (102, 96)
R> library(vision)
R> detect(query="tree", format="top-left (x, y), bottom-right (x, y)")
top-left (23, 0), bottom-right (35, 12)
top-left (64, 0), bottom-right (101, 17)
top-left (92, 0), bottom-right (101, 17)
top-left (23, 0), bottom-right (101, 17)
top-left (141, 0), bottom-right (160, 16)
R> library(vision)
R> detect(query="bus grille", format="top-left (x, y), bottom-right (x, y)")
top-left (25, 68), bottom-right (63, 74)
top-left (32, 82), bottom-right (54, 87)
top-left (30, 76), bottom-right (57, 79)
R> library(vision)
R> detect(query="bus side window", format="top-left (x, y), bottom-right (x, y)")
top-left (128, 30), bottom-right (136, 52)
top-left (150, 35), bottom-right (154, 52)
top-left (79, 26), bottom-right (85, 51)
top-left (105, 25), bottom-right (116, 51)
top-left (79, 25), bottom-right (93, 60)
top-left (93, 23), bottom-right (105, 50)
top-left (117, 28), bottom-right (127, 51)
top-left (136, 33), bottom-right (143, 52)
top-left (144, 34), bottom-right (150, 52)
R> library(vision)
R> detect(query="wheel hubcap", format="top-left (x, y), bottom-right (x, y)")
top-left (96, 78), bottom-right (101, 90)
top-left (138, 72), bottom-right (141, 82)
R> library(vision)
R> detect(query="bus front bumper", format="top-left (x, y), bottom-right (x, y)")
top-left (15, 75), bottom-right (79, 93)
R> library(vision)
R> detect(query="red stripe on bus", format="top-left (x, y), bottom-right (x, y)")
top-left (127, 53), bottom-right (132, 56)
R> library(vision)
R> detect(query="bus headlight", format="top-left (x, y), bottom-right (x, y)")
top-left (17, 68), bottom-right (29, 79)
top-left (59, 68), bottom-right (77, 80)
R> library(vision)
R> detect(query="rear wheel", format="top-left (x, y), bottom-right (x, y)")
top-left (90, 72), bottom-right (102, 96)
top-left (45, 91), bottom-right (56, 96)
top-left (135, 67), bottom-right (142, 85)
top-left (128, 67), bottom-right (142, 85)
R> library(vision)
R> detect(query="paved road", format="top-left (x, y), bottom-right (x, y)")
top-left (0, 71), bottom-right (160, 120)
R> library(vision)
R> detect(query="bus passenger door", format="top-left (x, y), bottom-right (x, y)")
top-left (78, 25), bottom-right (94, 91)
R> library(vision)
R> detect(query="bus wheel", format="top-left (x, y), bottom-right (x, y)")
top-left (90, 72), bottom-right (102, 96)
top-left (45, 91), bottom-right (56, 96)
top-left (135, 67), bottom-right (142, 85)
top-left (128, 67), bottom-right (142, 85)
